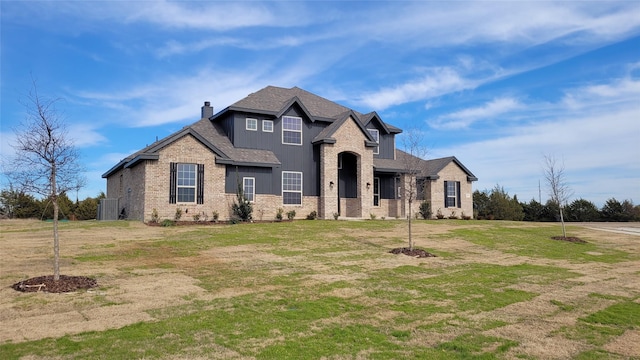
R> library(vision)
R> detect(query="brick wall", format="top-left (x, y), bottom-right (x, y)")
top-left (427, 162), bottom-right (474, 219)
top-left (318, 116), bottom-right (376, 219)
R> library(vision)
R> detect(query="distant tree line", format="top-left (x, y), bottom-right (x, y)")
top-left (473, 185), bottom-right (639, 222)
top-left (0, 187), bottom-right (104, 221)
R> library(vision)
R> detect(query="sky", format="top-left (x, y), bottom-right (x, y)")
top-left (1, 1), bottom-right (639, 207)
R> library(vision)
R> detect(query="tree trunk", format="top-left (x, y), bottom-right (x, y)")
top-left (559, 206), bottom-right (566, 239)
top-left (408, 200), bottom-right (413, 250)
top-left (53, 195), bottom-right (60, 281)
top-left (51, 164), bottom-right (60, 281)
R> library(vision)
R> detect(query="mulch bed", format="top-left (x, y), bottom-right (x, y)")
top-left (390, 247), bottom-right (437, 258)
top-left (551, 236), bottom-right (587, 243)
top-left (11, 275), bottom-right (98, 293)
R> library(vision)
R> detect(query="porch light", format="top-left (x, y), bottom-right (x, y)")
top-left (330, 181), bottom-right (334, 189)
top-left (366, 182), bottom-right (371, 189)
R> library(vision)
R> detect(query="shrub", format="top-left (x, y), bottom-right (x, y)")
top-left (448, 210), bottom-right (458, 219)
top-left (419, 201), bottom-right (431, 219)
top-left (333, 212), bottom-right (339, 220)
top-left (150, 208), bottom-right (159, 223)
top-left (306, 211), bottom-right (317, 220)
top-left (286, 210), bottom-right (296, 220)
top-left (436, 208), bottom-right (444, 219)
top-left (276, 208), bottom-right (284, 221)
top-left (174, 208), bottom-right (183, 221)
top-left (212, 211), bottom-right (219, 222)
top-left (161, 219), bottom-right (175, 227)
top-left (231, 185), bottom-right (252, 222)
top-left (369, 213), bottom-right (377, 220)
top-left (192, 213), bottom-right (200, 222)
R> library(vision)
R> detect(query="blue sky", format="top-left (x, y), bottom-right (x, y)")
top-left (1, 1), bottom-right (639, 207)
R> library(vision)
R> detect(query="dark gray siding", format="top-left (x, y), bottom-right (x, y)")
top-left (225, 166), bottom-right (273, 194)
top-left (227, 106), bottom-right (327, 197)
top-left (366, 124), bottom-right (395, 160)
top-left (218, 113), bottom-right (235, 143)
top-left (378, 133), bottom-right (395, 159)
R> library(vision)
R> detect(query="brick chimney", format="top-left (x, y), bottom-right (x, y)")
top-left (201, 101), bottom-right (214, 119)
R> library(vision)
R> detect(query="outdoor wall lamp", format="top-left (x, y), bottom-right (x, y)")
top-left (329, 181), bottom-right (334, 189)
top-left (366, 182), bottom-right (371, 189)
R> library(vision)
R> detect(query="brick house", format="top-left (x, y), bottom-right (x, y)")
top-left (102, 86), bottom-right (477, 221)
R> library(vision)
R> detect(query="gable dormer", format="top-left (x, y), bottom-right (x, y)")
top-left (362, 112), bottom-right (401, 160)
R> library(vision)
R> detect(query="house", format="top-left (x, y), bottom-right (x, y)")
top-left (102, 86), bottom-right (477, 221)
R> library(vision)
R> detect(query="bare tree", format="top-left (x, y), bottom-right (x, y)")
top-left (399, 129), bottom-right (428, 250)
top-left (8, 80), bottom-right (85, 281)
top-left (543, 154), bottom-right (572, 238)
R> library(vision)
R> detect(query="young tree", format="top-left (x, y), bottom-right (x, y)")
top-left (543, 154), bottom-right (572, 238)
top-left (398, 129), bottom-right (428, 251)
top-left (7, 81), bottom-right (85, 281)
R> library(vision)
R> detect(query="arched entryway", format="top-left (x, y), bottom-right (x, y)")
top-left (337, 151), bottom-right (361, 217)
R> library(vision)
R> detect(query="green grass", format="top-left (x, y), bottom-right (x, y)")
top-left (448, 222), bottom-right (635, 263)
top-left (1, 219), bottom-right (637, 359)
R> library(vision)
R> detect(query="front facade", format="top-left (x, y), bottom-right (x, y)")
top-left (102, 86), bottom-right (477, 221)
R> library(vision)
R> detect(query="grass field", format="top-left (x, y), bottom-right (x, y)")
top-left (0, 219), bottom-right (639, 359)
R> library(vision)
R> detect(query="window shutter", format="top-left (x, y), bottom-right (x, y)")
top-left (444, 181), bottom-right (448, 208)
top-left (197, 164), bottom-right (205, 204)
top-left (169, 162), bottom-right (177, 204)
top-left (456, 181), bottom-right (461, 208)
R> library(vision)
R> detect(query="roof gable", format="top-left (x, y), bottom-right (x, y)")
top-left (362, 112), bottom-right (395, 135)
top-left (312, 110), bottom-right (377, 147)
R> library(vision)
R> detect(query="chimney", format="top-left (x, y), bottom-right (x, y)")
top-left (201, 101), bottom-right (214, 119)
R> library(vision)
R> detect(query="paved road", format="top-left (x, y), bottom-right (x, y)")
top-left (575, 222), bottom-right (640, 236)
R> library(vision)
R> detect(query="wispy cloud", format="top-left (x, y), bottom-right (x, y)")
top-left (434, 75), bottom-right (640, 206)
top-left (356, 67), bottom-right (477, 110)
top-left (429, 97), bottom-right (523, 130)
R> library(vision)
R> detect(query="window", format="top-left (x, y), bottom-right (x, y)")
top-left (416, 178), bottom-right (427, 200)
top-left (282, 171), bottom-right (302, 205)
top-left (373, 177), bottom-right (380, 206)
top-left (282, 116), bottom-right (302, 145)
top-left (445, 181), bottom-right (460, 208)
top-left (262, 120), bottom-right (273, 132)
top-left (243, 177), bottom-right (255, 202)
top-left (177, 163), bottom-right (197, 202)
top-left (169, 163), bottom-right (204, 204)
top-left (368, 129), bottom-right (379, 154)
top-left (246, 118), bottom-right (258, 131)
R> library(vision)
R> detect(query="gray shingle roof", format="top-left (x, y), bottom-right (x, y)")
top-left (382, 150), bottom-right (477, 181)
top-left (228, 86), bottom-right (351, 121)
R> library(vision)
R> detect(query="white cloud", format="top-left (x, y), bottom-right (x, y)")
top-left (430, 97), bottom-right (523, 130)
top-left (562, 77), bottom-right (640, 109)
top-left (434, 101), bottom-right (640, 206)
top-left (356, 68), bottom-right (477, 110)
top-left (356, 2), bottom-right (640, 48)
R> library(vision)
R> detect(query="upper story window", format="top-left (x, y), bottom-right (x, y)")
top-left (262, 120), bottom-right (274, 132)
top-left (368, 129), bottom-right (379, 154)
top-left (282, 116), bottom-right (302, 145)
top-left (246, 118), bottom-right (258, 131)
